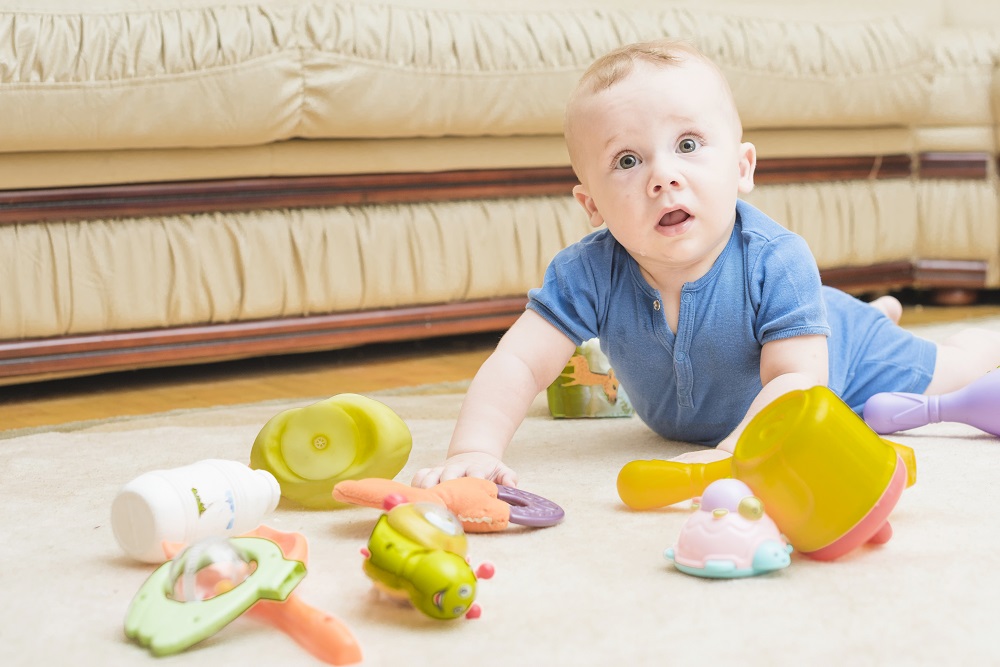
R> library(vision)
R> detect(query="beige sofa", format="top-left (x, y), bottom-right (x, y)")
top-left (1, 0), bottom-right (998, 384)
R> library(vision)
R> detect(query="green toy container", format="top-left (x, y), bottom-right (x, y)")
top-left (546, 339), bottom-right (634, 419)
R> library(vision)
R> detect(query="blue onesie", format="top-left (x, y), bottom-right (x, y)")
top-left (527, 199), bottom-right (936, 446)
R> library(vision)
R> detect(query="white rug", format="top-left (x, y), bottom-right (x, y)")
top-left (3, 318), bottom-right (1000, 666)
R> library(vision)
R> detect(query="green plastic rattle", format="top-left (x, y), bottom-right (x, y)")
top-left (124, 536), bottom-right (305, 656)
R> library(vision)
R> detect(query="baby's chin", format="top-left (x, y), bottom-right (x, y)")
top-left (626, 239), bottom-right (733, 282)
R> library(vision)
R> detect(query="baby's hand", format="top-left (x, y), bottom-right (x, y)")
top-left (411, 452), bottom-right (518, 489)
top-left (669, 448), bottom-right (733, 464)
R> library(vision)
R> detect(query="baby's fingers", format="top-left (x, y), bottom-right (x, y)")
top-left (411, 467), bottom-right (444, 489)
top-left (460, 462), bottom-right (505, 482)
top-left (494, 467), bottom-right (518, 488)
top-left (412, 455), bottom-right (516, 488)
top-left (438, 463), bottom-right (480, 483)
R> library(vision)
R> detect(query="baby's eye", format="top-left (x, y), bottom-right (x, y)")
top-left (615, 154), bottom-right (639, 170)
top-left (678, 138), bottom-right (700, 154)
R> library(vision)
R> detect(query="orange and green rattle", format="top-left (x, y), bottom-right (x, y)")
top-left (618, 386), bottom-right (917, 560)
top-left (158, 527), bottom-right (363, 665)
top-left (124, 536), bottom-right (306, 657)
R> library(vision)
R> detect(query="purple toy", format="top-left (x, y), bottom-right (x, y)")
top-left (496, 486), bottom-right (565, 527)
top-left (863, 370), bottom-right (1000, 436)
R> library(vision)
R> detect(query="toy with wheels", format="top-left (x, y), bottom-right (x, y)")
top-left (665, 479), bottom-right (792, 578)
top-left (361, 496), bottom-right (495, 620)
top-left (250, 393), bottom-right (412, 509)
top-left (864, 369), bottom-right (1000, 436)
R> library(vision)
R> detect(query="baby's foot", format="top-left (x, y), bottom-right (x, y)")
top-left (870, 295), bottom-right (902, 324)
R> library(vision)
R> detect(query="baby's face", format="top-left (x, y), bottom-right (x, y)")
top-left (568, 57), bottom-right (755, 284)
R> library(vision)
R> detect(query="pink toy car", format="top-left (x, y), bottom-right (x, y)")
top-left (665, 479), bottom-right (792, 578)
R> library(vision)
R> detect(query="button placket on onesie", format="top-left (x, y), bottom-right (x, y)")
top-left (674, 290), bottom-right (696, 408)
top-left (648, 287), bottom-right (695, 410)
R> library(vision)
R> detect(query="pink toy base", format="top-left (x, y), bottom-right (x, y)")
top-left (801, 455), bottom-right (907, 561)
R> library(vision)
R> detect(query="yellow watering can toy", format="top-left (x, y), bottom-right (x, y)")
top-left (618, 386), bottom-right (916, 561)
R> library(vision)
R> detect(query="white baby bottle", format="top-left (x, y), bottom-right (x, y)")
top-left (111, 459), bottom-right (281, 563)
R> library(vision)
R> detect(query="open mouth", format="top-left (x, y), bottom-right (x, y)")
top-left (658, 209), bottom-right (691, 227)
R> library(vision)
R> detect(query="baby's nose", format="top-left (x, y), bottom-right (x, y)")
top-left (648, 166), bottom-right (683, 195)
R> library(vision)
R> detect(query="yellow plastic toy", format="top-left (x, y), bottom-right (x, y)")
top-left (618, 387), bottom-right (917, 560)
top-left (618, 457), bottom-right (734, 511)
top-left (732, 386), bottom-right (911, 560)
top-left (250, 393), bottom-right (412, 509)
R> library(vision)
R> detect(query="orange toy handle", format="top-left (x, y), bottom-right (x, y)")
top-left (617, 458), bottom-right (733, 510)
top-left (250, 594), bottom-right (363, 666)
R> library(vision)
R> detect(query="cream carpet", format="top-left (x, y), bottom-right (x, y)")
top-left (4, 318), bottom-right (1000, 666)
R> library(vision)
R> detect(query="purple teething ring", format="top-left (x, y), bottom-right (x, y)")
top-left (496, 485), bottom-right (565, 527)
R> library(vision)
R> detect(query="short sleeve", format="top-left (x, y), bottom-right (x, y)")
top-left (526, 233), bottom-right (610, 345)
top-left (748, 232), bottom-right (831, 345)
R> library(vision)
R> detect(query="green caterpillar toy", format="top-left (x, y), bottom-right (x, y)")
top-left (361, 497), bottom-right (495, 620)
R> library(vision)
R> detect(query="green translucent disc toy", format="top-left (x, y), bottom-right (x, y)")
top-left (124, 536), bottom-right (305, 656)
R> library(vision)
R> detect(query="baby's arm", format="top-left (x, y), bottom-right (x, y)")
top-left (411, 309), bottom-right (578, 488)
top-left (719, 333), bottom-right (829, 452)
top-left (673, 334), bottom-right (829, 462)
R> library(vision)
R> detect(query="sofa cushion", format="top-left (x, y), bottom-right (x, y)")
top-left (0, 196), bottom-right (590, 339)
top-left (920, 28), bottom-right (1000, 130)
top-left (0, 0), bottom-right (942, 154)
top-left (0, 136), bottom-right (573, 189)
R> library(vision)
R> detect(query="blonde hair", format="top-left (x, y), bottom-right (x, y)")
top-left (564, 39), bottom-right (741, 172)
top-left (575, 39), bottom-right (706, 95)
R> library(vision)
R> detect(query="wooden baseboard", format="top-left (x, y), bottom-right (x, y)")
top-left (0, 297), bottom-right (529, 385)
top-left (920, 152), bottom-right (991, 179)
top-left (0, 259), bottom-right (988, 385)
top-left (820, 259), bottom-right (987, 293)
top-left (0, 169), bottom-right (581, 225)
top-left (0, 152), bottom-right (991, 225)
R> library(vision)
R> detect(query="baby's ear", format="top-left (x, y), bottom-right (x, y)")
top-left (572, 184), bottom-right (605, 228)
top-left (737, 142), bottom-right (757, 194)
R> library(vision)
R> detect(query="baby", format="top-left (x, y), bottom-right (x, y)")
top-left (413, 39), bottom-right (1000, 489)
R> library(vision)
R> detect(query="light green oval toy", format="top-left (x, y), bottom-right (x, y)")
top-left (250, 393), bottom-right (412, 509)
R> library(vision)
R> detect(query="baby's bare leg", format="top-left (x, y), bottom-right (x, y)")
top-left (924, 327), bottom-right (1000, 395)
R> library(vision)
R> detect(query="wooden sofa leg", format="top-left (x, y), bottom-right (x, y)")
top-left (929, 288), bottom-right (980, 306)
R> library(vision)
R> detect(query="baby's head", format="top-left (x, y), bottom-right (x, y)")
top-left (563, 39), bottom-right (756, 279)
top-left (565, 40), bottom-right (744, 173)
